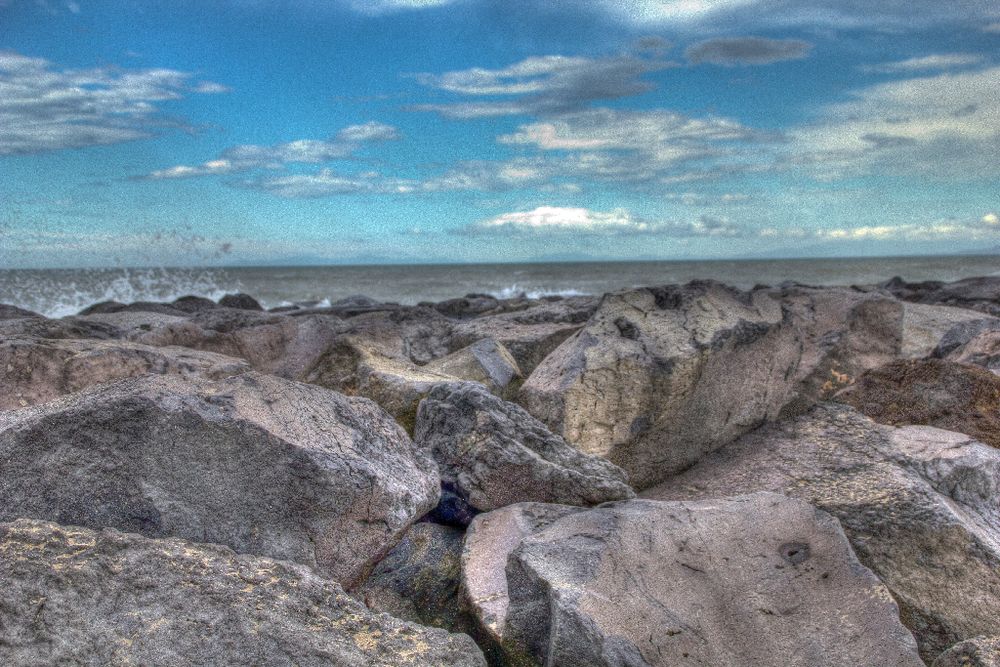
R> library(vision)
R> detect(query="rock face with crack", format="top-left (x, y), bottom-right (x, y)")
top-left (0, 372), bottom-right (440, 588)
top-left (947, 330), bottom-right (1000, 374)
top-left (645, 404), bottom-right (1000, 660)
top-left (836, 358), bottom-right (1000, 447)
top-left (424, 338), bottom-right (523, 396)
top-left (461, 494), bottom-right (924, 667)
top-left (933, 636), bottom-right (1000, 667)
top-left (0, 337), bottom-right (250, 411)
top-left (0, 519), bottom-right (486, 667)
top-left (415, 382), bottom-right (634, 513)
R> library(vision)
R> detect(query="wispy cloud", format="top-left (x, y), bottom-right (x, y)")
top-left (408, 54), bottom-right (671, 118)
top-left (685, 37), bottom-right (812, 66)
top-left (0, 50), bottom-right (227, 155)
top-left (462, 206), bottom-right (747, 237)
top-left (139, 122), bottom-right (400, 179)
top-left (863, 54), bottom-right (985, 73)
top-left (344, 0), bottom-right (458, 15)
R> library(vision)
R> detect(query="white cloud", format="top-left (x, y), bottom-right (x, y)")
top-left (790, 65), bottom-right (1000, 179)
top-left (0, 50), bottom-right (227, 155)
top-left (409, 54), bottom-right (669, 118)
top-left (346, 0), bottom-right (457, 14)
top-left (985, 22), bottom-right (1000, 33)
top-left (464, 206), bottom-right (746, 237)
top-left (983, 212), bottom-right (999, 226)
top-left (863, 54), bottom-right (985, 73)
top-left (141, 122), bottom-right (400, 180)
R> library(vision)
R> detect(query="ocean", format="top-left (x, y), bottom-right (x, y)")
top-left (3, 255), bottom-right (999, 319)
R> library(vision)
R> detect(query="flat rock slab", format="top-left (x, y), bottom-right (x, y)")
top-left (837, 358), bottom-right (1000, 447)
top-left (0, 337), bottom-right (250, 411)
top-left (461, 494), bottom-right (923, 667)
top-left (645, 404), bottom-right (1000, 660)
top-left (416, 383), bottom-right (634, 512)
top-left (0, 372), bottom-right (440, 587)
top-left (0, 519), bottom-right (486, 667)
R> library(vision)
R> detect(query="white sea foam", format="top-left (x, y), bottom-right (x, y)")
top-left (488, 284), bottom-right (591, 300)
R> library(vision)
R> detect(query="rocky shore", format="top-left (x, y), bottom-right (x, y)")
top-left (2, 275), bottom-right (1000, 665)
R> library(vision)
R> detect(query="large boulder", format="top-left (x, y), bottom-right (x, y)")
top-left (424, 338), bottom-right (523, 396)
top-left (519, 281), bottom-right (998, 489)
top-left (645, 404), bottom-right (1000, 660)
top-left (0, 337), bottom-right (249, 411)
top-left (837, 358), bottom-right (1000, 447)
top-left (415, 383), bottom-right (634, 513)
top-left (0, 519), bottom-right (486, 667)
top-left (0, 372), bottom-right (440, 587)
top-left (0, 315), bottom-right (122, 341)
top-left (947, 330), bottom-right (1000, 374)
top-left (218, 292), bottom-right (263, 310)
top-left (933, 636), bottom-right (1000, 667)
top-left (0, 303), bottom-right (42, 319)
top-left (461, 494), bottom-right (923, 667)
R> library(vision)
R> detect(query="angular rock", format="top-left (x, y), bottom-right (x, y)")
top-left (424, 338), bottom-right (523, 395)
top-left (171, 295), bottom-right (220, 313)
top-left (0, 372), bottom-right (440, 587)
top-left (462, 494), bottom-right (923, 667)
top-left (357, 522), bottom-right (476, 635)
top-left (645, 404), bottom-right (1000, 660)
top-left (416, 383), bottom-right (634, 513)
top-left (933, 636), bottom-right (1000, 667)
top-left (434, 295), bottom-right (500, 318)
top-left (949, 330), bottom-right (1000, 374)
top-left (837, 358), bottom-right (1000, 447)
top-left (883, 276), bottom-right (1000, 317)
top-left (0, 314), bottom-right (122, 340)
top-left (0, 519), bottom-right (486, 667)
top-left (927, 315), bottom-right (1000, 358)
top-left (218, 292), bottom-right (264, 311)
top-left (0, 337), bottom-right (250, 411)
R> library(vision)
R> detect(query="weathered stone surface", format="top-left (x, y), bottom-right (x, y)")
top-left (926, 315), bottom-right (1000, 358)
top-left (416, 383), bottom-right (634, 513)
top-left (0, 372), bottom-right (440, 587)
top-left (218, 292), bottom-right (264, 310)
top-left (0, 303), bottom-right (42, 319)
top-left (901, 302), bottom-right (1000, 358)
top-left (645, 404), bottom-right (1000, 660)
top-left (448, 298), bottom-right (596, 374)
top-left (837, 358), bottom-right (1000, 447)
top-left (0, 314), bottom-right (122, 340)
top-left (462, 494), bottom-right (923, 667)
top-left (949, 330), bottom-right (1000, 374)
top-left (170, 295), bottom-right (220, 313)
top-left (933, 636), bottom-right (1000, 667)
top-left (78, 300), bottom-right (187, 316)
top-left (0, 519), bottom-right (486, 667)
top-left (357, 522), bottom-right (476, 635)
top-left (0, 337), bottom-right (249, 411)
top-left (883, 276), bottom-right (1000, 317)
top-left (434, 295), bottom-right (501, 318)
top-left (82, 309), bottom-right (191, 333)
top-left (424, 338), bottom-right (523, 395)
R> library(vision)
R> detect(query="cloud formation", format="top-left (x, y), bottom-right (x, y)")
top-left (863, 54), bottom-right (985, 73)
top-left (0, 50), bottom-right (227, 155)
top-left (464, 206), bottom-right (746, 237)
top-left (685, 37), bottom-right (811, 65)
top-left (409, 54), bottom-right (670, 118)
top-left (141, 122), bottom-right (400, 179)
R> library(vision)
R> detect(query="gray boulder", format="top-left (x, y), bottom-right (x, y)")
top-left (218, 292), bottom-right (263, 310)
top-left (933, 636), bottom-right (1000, 667)
top-left (645, 404), bottom-right (1000, 660)
top-left (0, 372), bottom-right (440, 587)
top-left (0, 337), bottom-right (249, 411)
top-left (461, 494), bottom-right (923, 667)
top-left (415, 383), bottom-right (634, 512)
top-left (424, 338), bottom-right (523, 395)
top-left (947, 330), bottom-right (1000, 374)
top-left (883, 276), bottom-right (1000, 317)
top-left (0, 303), bottom-right (42, 319)
top-left (0, 519), bottom-right (486, 667)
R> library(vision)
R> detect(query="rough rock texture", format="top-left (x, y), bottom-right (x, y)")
top-left (462, 494), bottom-right (923, 667)
top-left (645, 404), bottom-right (1000, 660)
top-left (0, 519), bottom-right (486, 667)
top-left (0, 315), bottom-right (122, 341)
top-left (837, 358), bottom-right (1000, 447)
top-left (0, 303), bottom-right (42, 319)
top-left (416, 383), bottom-right (634, 513)
top-left (949, 330), bottom-right (1000, 374)
top-left (357, 522), bottom-right (477, 636)
top-left (901, 302), bottom-right (1000, 359)
top-left (933, 636), bottom-right (1000, 667)
top-left (0, 372), bottom-right (440, 587)
top-left (883, 276), bottom-right (1000, 317)
top-left (448, 298), bottom-right (596, 374)
top-left (79, 300), bottom-right (187, 316)
top-left (0, 337), bottom-right (250, 411)
top-left (218, 292), bottom-right (264, 310)
top-left (929, 317), bottom-right (1000, 358)
top-left (170, 295), bottom-right (220, 313)
top-left (425, 338), bottom-right (523, 396)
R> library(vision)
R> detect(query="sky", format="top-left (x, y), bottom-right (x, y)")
top-left (0, 0), bottom-right (998, 268)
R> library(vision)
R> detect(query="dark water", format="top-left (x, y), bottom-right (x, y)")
top-left (2, 255), bottom-right (999, 318)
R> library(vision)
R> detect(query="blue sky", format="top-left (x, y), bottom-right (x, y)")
top-left (1, 0), bottom-right (998, 267)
